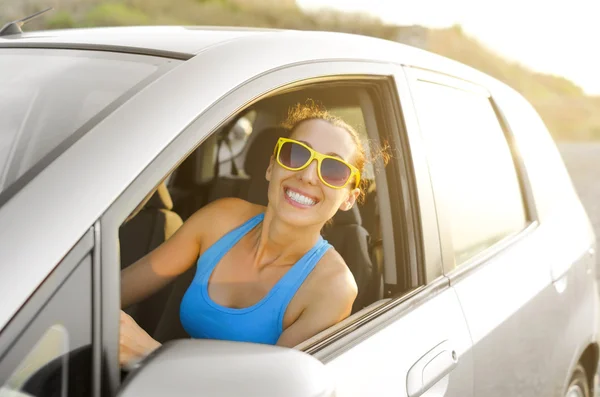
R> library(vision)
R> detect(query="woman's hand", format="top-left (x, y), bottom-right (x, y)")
top-left (119, 310), bottom-right (162, 369)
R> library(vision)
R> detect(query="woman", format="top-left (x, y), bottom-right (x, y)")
top-left (119, 102), bottom-right (372, 367)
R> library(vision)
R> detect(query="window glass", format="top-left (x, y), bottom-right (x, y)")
top-left (0, 255), bottom-right (93, 397)
top-left (1, 325), bottom-right (68, 397)
top-left (0, 48), bottom-right (164, 196)
top-left (412, 80), bottom-right (527, 266)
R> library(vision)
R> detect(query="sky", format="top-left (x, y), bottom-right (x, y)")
top-left (297, 0), bottom-right (599, 95)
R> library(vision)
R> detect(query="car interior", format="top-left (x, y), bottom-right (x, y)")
top-left (118, 81), bottom-right (405, 346)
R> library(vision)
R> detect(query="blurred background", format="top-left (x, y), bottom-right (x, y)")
top-left (1, 0), bottom-right (598, 252)
top-left (2, 0), bottom-right (598, 141)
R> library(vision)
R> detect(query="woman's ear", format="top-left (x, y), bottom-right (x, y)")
top-left (340, 187), bottom-right (360, 211)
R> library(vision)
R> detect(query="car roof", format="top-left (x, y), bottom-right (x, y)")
top-left (0, 25), bottom-right (282, 58)
top-left (0, 25), bottom-right (494, 83)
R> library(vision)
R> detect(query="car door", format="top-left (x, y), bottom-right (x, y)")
top-left (303, 66), bottom-right (473, 397)
top-left (317, 286), bottom-right (473, 397)
top-left (405, 66), bottom-right (566, 397)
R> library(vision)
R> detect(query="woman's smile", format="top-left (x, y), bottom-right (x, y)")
top-left (283, 186), bottom-right (320, 208)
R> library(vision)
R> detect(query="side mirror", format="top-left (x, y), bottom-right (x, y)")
top-left (118, 339), bottom-right (336, 397)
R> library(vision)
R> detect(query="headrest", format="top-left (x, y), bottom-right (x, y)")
top-left (332, 205), bottom-right (362, 226)
top-left (144, 182), bottom-right (173, 210)
top-left (244, 126), bottom-right (288, 177)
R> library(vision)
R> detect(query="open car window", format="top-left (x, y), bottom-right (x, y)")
top-left (118, 79), bottom-right (407, 347)
top-left (217, 110), bottom-right (257, 168)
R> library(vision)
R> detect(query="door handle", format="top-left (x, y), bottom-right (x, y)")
top-left (406, 340), bottom-right (458, 397)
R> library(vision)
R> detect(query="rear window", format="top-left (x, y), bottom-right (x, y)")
top-left (411, 80), bottom-right (528, 267)
top-left (0, 48), bottom-right (176, 197)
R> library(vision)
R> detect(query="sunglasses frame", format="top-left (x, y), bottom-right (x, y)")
top-left (273, 137), bottom-right (361, 189)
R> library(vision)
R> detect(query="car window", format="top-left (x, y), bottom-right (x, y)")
top-left (328, 106), bottom-right (375, 180)
top-left (0, 254), bottom-right (93, 397)
top-left (217, 106), bottom-right (374, 180)
top-left (217, 110), bottom-right (257, 166)
top-left (1, 325), bottom-right (69, 397)
top-left (116, 80), bottom-right (402, 348)
top-left (0, 48), bottom-right (172, 198)
top-left (411, 80), bottom-right (527, 267)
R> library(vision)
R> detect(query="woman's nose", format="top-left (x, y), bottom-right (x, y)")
top-left (297, 159), bottom-right (319, 185)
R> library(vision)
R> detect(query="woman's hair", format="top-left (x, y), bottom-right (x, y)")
top-left (280, 100), bottom-right (390, 203)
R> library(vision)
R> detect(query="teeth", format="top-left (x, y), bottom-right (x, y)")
top-left (286, 189), bottom-right (316, 206)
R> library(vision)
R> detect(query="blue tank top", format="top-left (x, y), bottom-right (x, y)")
top-left (179, 213), bottom-right (332, 345)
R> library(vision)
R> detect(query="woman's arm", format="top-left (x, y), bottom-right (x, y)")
top-left (118, 197), bottom-right (259, 367)
top-left (118, 218), bottom-right (205, 369)
top-left (119, 196), bottom-right (248, 308)
top-left (120, 209), bottom-right (203, 308)
top-left (276, 263), bottom-right (358, 348)
top-left (120, 197), bottom-right (258, 307)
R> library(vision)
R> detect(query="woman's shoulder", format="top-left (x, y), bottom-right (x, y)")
top-left (206, 197), bottom-right (264, 220)
top-left (311, 248), bottom-right (358, 301)
top-left (185, 197), bottom-right (265, 239)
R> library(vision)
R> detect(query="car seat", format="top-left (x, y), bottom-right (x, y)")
top-left (119, 181), bottom-right (184, 335)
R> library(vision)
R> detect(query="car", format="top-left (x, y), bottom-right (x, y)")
top-left (0, 21), bottom-right (598, 397)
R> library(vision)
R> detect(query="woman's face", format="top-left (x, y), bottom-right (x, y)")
top-left (265, 119), bottom-right (361, 228)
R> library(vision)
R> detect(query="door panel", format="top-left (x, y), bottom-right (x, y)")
top-left (452, 222), bottom-right (596, 397)
top-left (322, 286), bottom-right (473, 397)
top-left (451, 229), bottom-right (555, 396)
top-left (402, 66), bottom-right (570, 396)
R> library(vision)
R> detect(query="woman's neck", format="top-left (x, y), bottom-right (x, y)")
top-left (251, 207), bottom-right (323, 270)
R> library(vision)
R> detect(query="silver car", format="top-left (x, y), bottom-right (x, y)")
top-left (0, 23), bottom-right (598, 397)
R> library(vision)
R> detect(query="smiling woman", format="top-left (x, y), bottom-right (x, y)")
top-left (118, 101), bottom-right (379, 367)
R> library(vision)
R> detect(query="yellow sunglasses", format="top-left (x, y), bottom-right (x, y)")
top-left (273, 137), bottom-right (361, 189)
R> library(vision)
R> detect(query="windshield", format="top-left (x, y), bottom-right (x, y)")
top-left (0, 48), bottom-right (174, 197)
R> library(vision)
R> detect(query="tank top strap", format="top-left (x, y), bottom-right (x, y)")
top-left (272, 236), bottom-right (333, 328)
top-left (196, 212), bottom-right (264, 278)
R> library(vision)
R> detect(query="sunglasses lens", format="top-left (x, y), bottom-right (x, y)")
top-left (279, 141), bottom-right (311, 169)
top-left (321, 158), bottom-right (352, 187)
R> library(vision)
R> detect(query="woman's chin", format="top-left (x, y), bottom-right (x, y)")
top-left (269, 194), bottom-right (332, 228)
top-left (276, 207), bottom-right (322, 228)
top-left (280, 212), bottom-right (315, 227)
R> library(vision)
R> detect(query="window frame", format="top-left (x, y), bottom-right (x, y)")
top-left (403, 66), bottom-right (539, 279)
top-left (0, 228), bottom-right (97, 396)
top-left (99, 60), bottom-right (428, 391)
top-left (388, 67), bottom-right (442, 286)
